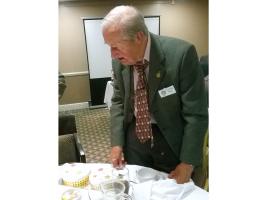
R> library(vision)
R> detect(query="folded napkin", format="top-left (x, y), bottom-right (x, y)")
top-left (133, 180), bottom-right (153, 200)
top-left (133, 179), bottom-right (195, 200)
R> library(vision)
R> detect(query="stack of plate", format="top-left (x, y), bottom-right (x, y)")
top-left (89, 167), bottom-right (113, 190)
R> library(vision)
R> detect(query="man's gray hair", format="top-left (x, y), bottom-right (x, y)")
top-left (102, 5), bottom-right (148, 40)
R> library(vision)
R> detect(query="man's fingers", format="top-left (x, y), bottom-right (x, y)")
top-left (111, 157), bottom-right (125, 168)
top-left (112, 160), bottom-right (120, 168)
top-left (171, 174), bottom-right (190, 184)
top-left (114, 158), bottom-right (126, 169)
top-left (168, 170), bottom-right (176, 178)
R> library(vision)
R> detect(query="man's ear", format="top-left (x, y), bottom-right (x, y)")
top-left (135, 31), bottom-right (145, 44)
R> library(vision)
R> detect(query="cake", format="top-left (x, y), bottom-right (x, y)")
top-left (61, 163), bottom-right (90, 188)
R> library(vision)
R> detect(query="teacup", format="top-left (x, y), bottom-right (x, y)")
top-left (136, 168), bottom-right (157, 183)
top-left (100, 179), bottom-right (132, 200)
top-left (112, 167), bottom-right (130, 194)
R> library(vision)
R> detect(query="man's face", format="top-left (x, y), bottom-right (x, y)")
top-left (103, 28), bottom-right (142, 65)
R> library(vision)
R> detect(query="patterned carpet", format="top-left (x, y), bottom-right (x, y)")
top-left (59, 108), bottom-right (111, 163)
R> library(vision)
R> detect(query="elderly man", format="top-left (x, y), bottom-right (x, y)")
top-left (102, 5), bottom-right (208, 184)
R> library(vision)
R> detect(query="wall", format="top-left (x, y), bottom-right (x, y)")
top-left (59, 0), bottom-right (208, 104)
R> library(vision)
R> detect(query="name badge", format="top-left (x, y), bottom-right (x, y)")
top-left (158, 85), bottom-right (176, 98)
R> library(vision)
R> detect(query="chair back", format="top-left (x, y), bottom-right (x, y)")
top-left (59, 114), bottom-right (77, 135)
top-left (59, 134), bottom-right (80, 164)
top-left (58, 114), bottom-right (86, 164)
top-left (191, 130), bottom-right (209, 191)
top-left (200, 55), bottom-right (209, 107)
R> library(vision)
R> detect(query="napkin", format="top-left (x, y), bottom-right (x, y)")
top-left (133, 179), bottom-right (195, 200)
top-left (132, 180), bottom-right (153, 200)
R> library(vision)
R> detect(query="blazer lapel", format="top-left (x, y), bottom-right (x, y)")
top-left (148, 33), bottom-right (166, 106)
top-left (122, 66), bottom-right (134, 111)
top-left (122, 66), bottom-right (131, 98)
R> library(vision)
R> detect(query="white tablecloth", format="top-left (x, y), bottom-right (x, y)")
top-left (103, 81), bottom-right (114, 109)
top-left (58, 163), bottom-right (208, 200)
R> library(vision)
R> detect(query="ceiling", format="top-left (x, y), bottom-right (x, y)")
top-left (59, 0), bottom-right (178, 4)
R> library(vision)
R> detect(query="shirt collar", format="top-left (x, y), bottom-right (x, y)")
top-left (143, 33), bottom-right (151, 62)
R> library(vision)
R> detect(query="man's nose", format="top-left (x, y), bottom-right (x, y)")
top-left (111, 49), bottom-right (119, 59)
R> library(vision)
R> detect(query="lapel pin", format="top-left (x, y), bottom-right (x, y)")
top-left (156, 71), bottom-right (161, 78)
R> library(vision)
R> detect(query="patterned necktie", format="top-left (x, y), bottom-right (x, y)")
top-left (134, 60), bottom-right (153, 143)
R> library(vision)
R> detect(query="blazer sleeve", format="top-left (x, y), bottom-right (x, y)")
top-left (109, 60), bottom-right (126, 147)
top-left (179, 45), bottom-right (208, 166)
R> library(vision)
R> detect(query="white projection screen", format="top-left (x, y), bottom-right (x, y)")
top-left (83, 16), bottom-right (160, 106)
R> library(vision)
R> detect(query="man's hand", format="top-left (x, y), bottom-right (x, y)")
top-left (109, 146), bottom-right (125, 169)
top-left (168, 162), bottom-right (194, 184)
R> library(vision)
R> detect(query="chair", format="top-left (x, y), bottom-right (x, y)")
top-left (200, 55), bottom-right (209, 190)
top-left (59, 72), bottom-right (66, 100)
top-left (200, 55), bottom-right (209, 107)
top-left (59, 114), bottom-right (77, 136)
top-left (200, 55), bottom-right (208, 77)
top-left (58, 114), bottom-right (86, 165)
top-left (192, 129), bottom-right (209, 191)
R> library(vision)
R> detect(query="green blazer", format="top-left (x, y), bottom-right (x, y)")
top-left (110, 33), bottom-right (208, 166)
